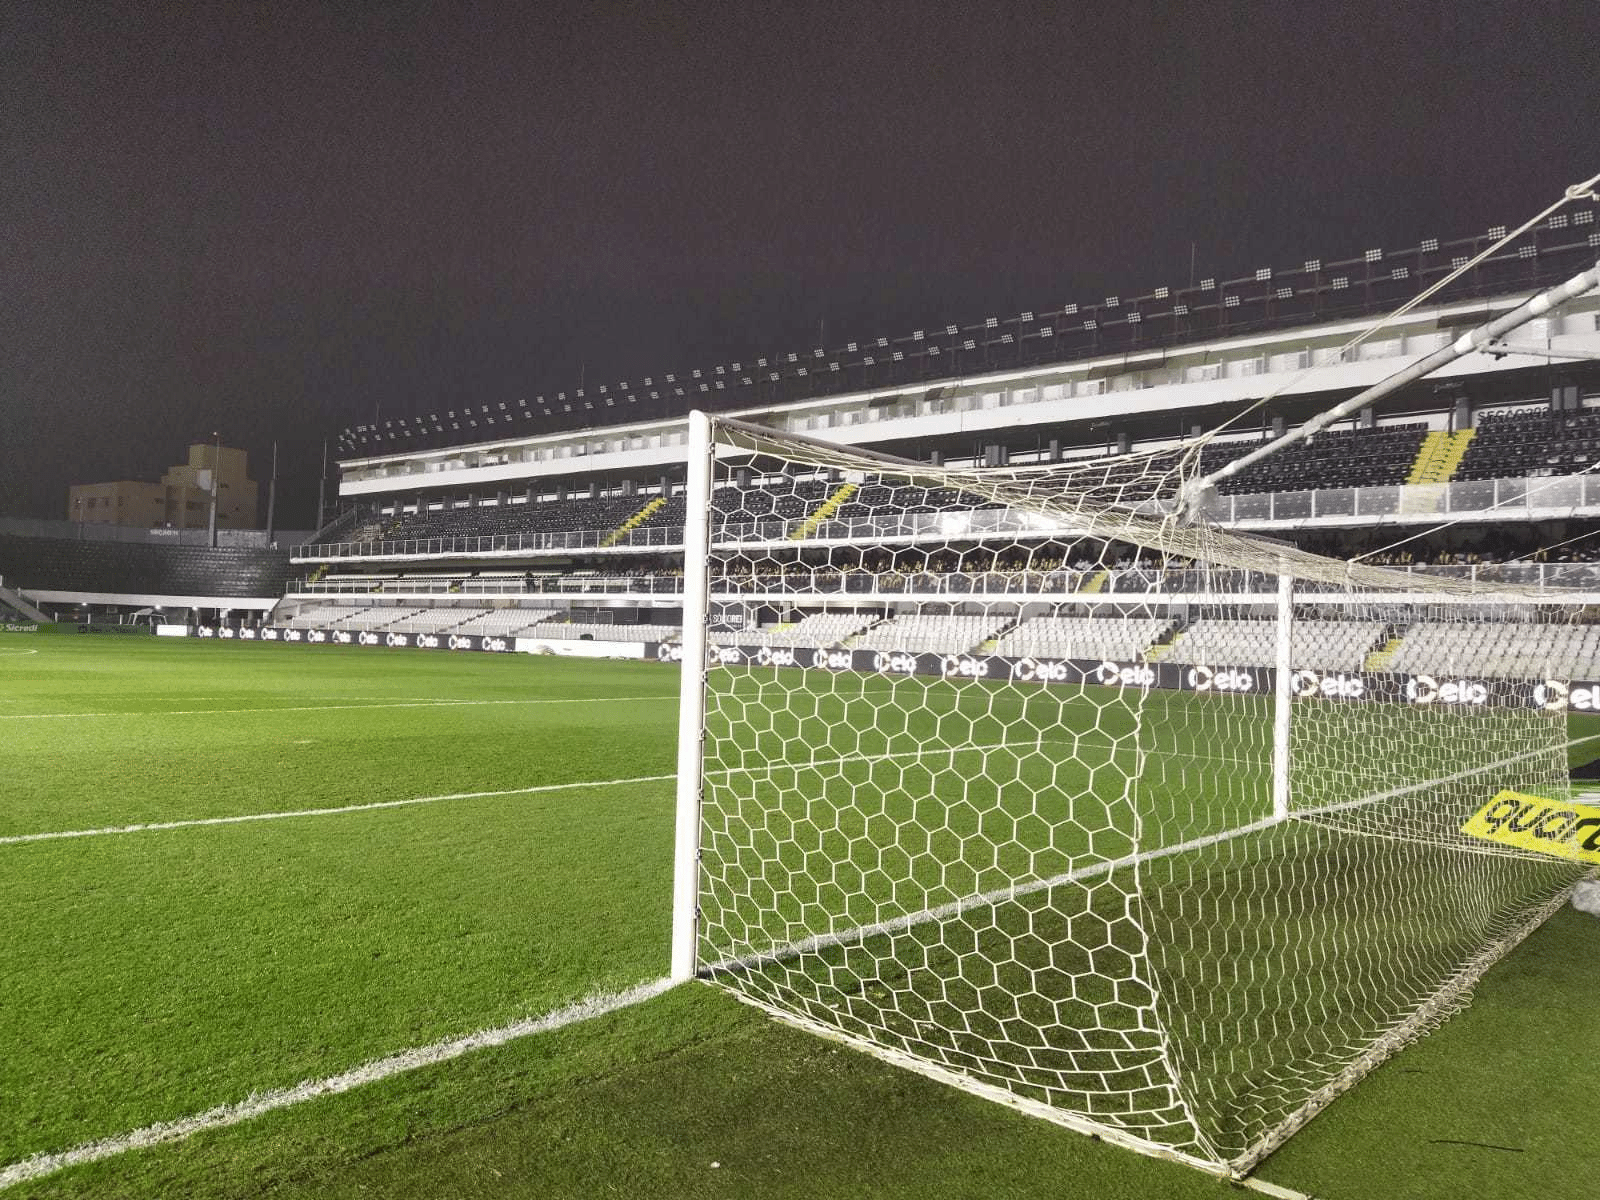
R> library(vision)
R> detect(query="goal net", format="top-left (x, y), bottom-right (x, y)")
top-left (670, 412), bottom-right (1592, 1177)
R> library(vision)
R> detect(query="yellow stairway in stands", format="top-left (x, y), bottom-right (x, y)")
top-left (789, 482), bottom-right (858, 540)
top-left (1406, 429), bottom-right (1476, 484)
top-left (600, 497), bottom-right (666, 547)
top-left (1081, 569), bottom-right (1111, 594)
top-left (1364, 635), bottom-right (1406, 672)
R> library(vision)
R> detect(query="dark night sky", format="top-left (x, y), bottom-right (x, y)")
top-left (3, 1), bottom-right (1597, 527)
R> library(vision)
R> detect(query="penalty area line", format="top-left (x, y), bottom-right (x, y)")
top-left (0, 977), bottom-right (675, 1192)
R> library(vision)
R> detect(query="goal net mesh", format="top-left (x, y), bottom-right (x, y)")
top-left (685, 416), bottom-right (1587, 1174)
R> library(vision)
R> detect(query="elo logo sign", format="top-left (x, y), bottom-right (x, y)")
top-left (756, 646), bottom-right (796, 667)
top-left (385, 632), bottom-right (409, 648)
top-left (714, 646), bottom-right (742, 664)
top-left (415, 633), bottom-right (440, 649)
top-left (873, 651), bottom-right (917, 675)
top-left (942, 654), bottom-right (989, 679)
top-left (261, 628), bottom-right (279, 641)
top-left (482, 637), bottom-right (509, 652)
top-left (284, 629), bottom-right (302, 642)
top-left (219, 626), bottom-right (236, 639)
top-left (239, 628), bottom-right (256, 640)
top-left (1096, 661), bottom-right (1154, 688)
top-left (1011, 657), bottom-right (1071, 683)
top-left (657, 643), bottom-right (684, 662)
top-left (307, 630), bottom-right (327, 644)
top-left (1533, 679), bottom-right (1600, 712)
top-left (1291, 670), bottom-right (1365, 700)
top-left (197, 626), bottom-right (215, 638)
top-left (357, 631), bottom-right (377, 646)
top-left (811, 649), bottom-right (853, 670)
top-left (1188, 665), bottom-right (1254, 693)
top-left (1405, 675), bottom-right (1488, 706)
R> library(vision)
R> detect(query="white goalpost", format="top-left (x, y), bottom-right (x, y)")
top-left (668, 409), bottom-right (1595, 1180)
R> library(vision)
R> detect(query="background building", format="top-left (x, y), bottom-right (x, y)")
top-left (68, 444), bottom-right (258, 531)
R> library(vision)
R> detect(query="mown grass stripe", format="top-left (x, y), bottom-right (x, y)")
top-left (0, 978), bottom-right (675, 1192)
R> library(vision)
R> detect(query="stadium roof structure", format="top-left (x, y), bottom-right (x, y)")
top-left (339, 214), bottom-right (1600, 458)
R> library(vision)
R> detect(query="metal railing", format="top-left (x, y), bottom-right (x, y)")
top-left (291, 474), bottom-right (1600, 562)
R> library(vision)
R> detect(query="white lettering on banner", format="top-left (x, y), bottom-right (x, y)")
top-left (415, 634), bottom-right (440, 649)
top-left (240, 628), bottom-right (256, 640)
top-left (219, 627), bottom-right (236, 639)
top-left (1405, 675), bottom-right (1488, 706)
top-left (811, 649), bottom-right (853, 670)
top-left (284, 630), bottom-right (302, 642)
top-left (385, 633), bottom-right (408, 648)
top-left (1291, 670), bottom-right (1365, 700)
top-left (482, 637), bottom-right (509, 653)
top-left (942, 655), bottom-right (989, 679)
top-left (714, 647), bottom-right (741, 665)
top-left (873, 651), bottom-right (918, 675)
top-left (357, 632), bottom-right (377, 646)
top-left (1187, 665), bottom-right (1254, 693)
top-left (1533, 679), bottom-right (1600, 712)
top-left (307, 630), bottom-right (326, 644)
top-left (448, 635), bottom-right (473, 651)
top-left (756, 646), bottom-right (796, 668)
top-left (197, 627), bottom-right (214, 639)
top-left (1012, 657), bottom-right (1071, 683)
top-left (657, 643), bottom-right (684, 663)
top-left (262, 629), bottom-right (278, 641)
top-left (1095, 661), bottom-right (1154, 688)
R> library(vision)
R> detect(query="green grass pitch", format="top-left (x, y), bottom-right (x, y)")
top-left (1, 629), bottom-right (1597, 1198)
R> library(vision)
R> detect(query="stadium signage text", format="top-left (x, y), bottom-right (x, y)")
top-left (1461, 790), bottom-right (1600, 864)
top-left (1, 623), bottom-right (40, 632)
top-left (1403, 675), bottom-right (1488, 706)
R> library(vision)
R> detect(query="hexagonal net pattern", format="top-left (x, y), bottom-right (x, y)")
top-left (682, 416), bottom-right (1588, 1177)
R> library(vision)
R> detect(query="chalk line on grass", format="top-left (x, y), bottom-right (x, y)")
top-left (0, 694), bottom-right (677, 721)
top-left (0, 977), bottom-right (675, 1192)
top-left (1, 736), bottom-right (1266, 847)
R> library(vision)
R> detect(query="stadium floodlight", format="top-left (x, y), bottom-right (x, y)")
top-left (1062, 304), bottom-right (1077, 316)
top-left (984, 318), bottom-right (997, 329)
top-left (1200, 278), bottom-right (1215, 290)
top-left (1488, 224), bottom-right (1508, 238)
top-left (945, 324), bottom-right (958, 335)
top-left (1420, 238), bottom-right (1439, 252)
top-left (912, 330), bottom-right (924, 341)
top-left (877, 337), bottom-right (888, 348)
top-left (1365, 248), bottom-right (1383, 263)
top-left (1255, 268), bottom-right (1271, 281)
top-left (673, 412), bottom-right (1593, 1187)
top-left (1303, 259), bottom-right (1321, 272)
top-left (1154, 287), bottom-right (1169, 300)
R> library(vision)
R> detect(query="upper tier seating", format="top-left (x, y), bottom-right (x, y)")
top-left (1198, 424), bottom-right (1430, 495)
top-left (1454, 409), bottom-right (1600, 481)
top-left (1164, 618), bottom-right (1385, 671)
top-left (992, 616), bottom-right (1172, 661)
top-left (0, 534), bottom-right (290, 598)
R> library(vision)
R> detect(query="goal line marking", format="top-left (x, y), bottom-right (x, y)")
top-left (0, 695), bottom-right (679, 721)
top-left (0, 977), bottom-right (675, 1193)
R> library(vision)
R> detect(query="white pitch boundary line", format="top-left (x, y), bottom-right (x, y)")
top-left (1, 737), bottom-right (1264, 848)
top-left (0, 648), bottom-right (40, 656)
top-left (0, 694), bottom-right (678, 721)
top-left (0, 977), bottom-right (675, 1193)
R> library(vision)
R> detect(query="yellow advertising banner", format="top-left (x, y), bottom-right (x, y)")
top-left (1461, 791), bottom-right (1600, 865)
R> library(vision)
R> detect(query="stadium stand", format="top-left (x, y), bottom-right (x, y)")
top-left (1163, 617), bottom-right (1386, 671)
top-left (849, 613), bottom-right (1013, 654)
top-left (1388, 621), bottom-right (1600, 680)
top-left (0, 534), bottom-right (291, 599)
top-left (708, 611), bottom-right (876, 648)
top-left (992, 615), bottom-right (1173, 661)
top-left (1453, 408), bottom-right (1600, 481)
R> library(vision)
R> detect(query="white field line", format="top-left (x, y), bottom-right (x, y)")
top-left (0, 977), bottom-right (675, 1193)
top-left (0, 695), bottom-right (677, 721)
top-left (704, 731), bottom-right (1600, 978)
top-left (0, 648), bottom-right (40, 656)
top-left (2, 738), bottom-right (1262, 848)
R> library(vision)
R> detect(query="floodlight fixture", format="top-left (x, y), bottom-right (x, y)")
top-left (1224, 294), bottom-right (1240, 308)
top-left (892, 350), bottom-right (904, 361)
top-left (984, 318), bottom-right (997, 329)
top-left (1420, 238), bottom-right (1439, 251)
top-left (912, 330), bottom-right (924, 341)
top-left (944, 324), bottom-right (957, 335)
top-left (1021, 311), bottom-right (1034, 321)
top-left (1332, 276), bottom-right (1350, 289)
top-left (1062, 303), bottom-right (1077, 315)
top-left (1276, 287), bottom-right (1293, 300)
top-left (1364, 248), bottom-right (1382, 263)
top-left (1254, 268), bottom-right (1271, 281)
top-left (1154, 287), bottom-right (1169, 300)
top-left (1104, 295), bottom-right (1119, 307)
top-left (1518, 245), bottom-right (1537, 259)
top-left (1200, 278), bottom-right (1215, 290)
top-left (1126, 312), bottom-right (1141, 324)
top-left (1078, 321), bottom-right (1093, 332)
top-left (1488, 224), bottom-right (1508, 239)
top-left (876, 337), bottom-right (888, 348)
top-left (1303, 259), bottom-right (1321, 272)
top-left (1576, 210), bottom-right (1594, 225)
top-left (1452, 256), bottom-right (1470, 269)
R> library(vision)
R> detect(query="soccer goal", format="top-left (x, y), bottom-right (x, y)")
top-left (669, 410), bottom-right (1593, 1179)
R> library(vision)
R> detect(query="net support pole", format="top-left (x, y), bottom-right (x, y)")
top-left (671, 410), bottom-right (714, 983)
top-left (1272, 568), bottom-right (1294, 821)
